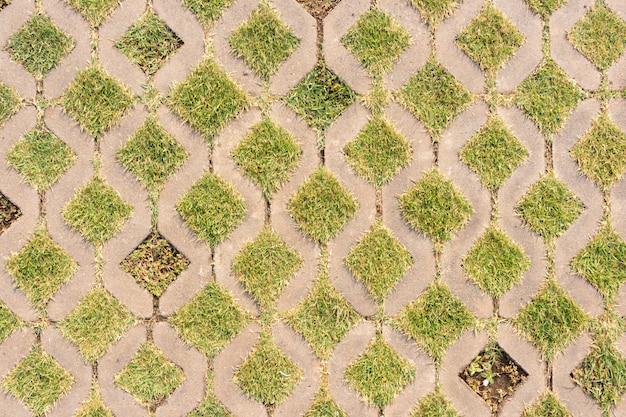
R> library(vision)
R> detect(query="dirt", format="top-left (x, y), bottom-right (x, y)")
top-left (0, 193), bottom-right (21, 236)
top-left (295, 0), bottom-right (340, 21)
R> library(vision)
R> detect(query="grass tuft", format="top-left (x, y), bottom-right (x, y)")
top-left (75, 387), bottom-right (114, 417)
top-left (0, 302), bottom-right (21, 343)
top-left (408, 0), bottom-right (462, 27)
top-left (304, 388), bottom-right (348, 417)
top-left (66, 0), bottom-right (120, 26)
top-left (521, 392), bottom-right (572, 417)
top-left (0, 83), bottom-right (21, 127)
top-left (183, 0), bottom-right (234, 27)
top-left (411, 388), bottom-right (460, 417)
top-left (525, 0), bottom-right (568, 19)
top-left (189, 370), bottom-right (233, 417)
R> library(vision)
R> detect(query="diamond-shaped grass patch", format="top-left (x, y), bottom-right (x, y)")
top-left (570, 113), bottom-right (626, 191)
top-left (6, 14), bottom-right (74, 80)
top-left (344, 117), bottom-right (412, 187)
top-left (572, 336), bottom-right (626, 408)
top-left (168, 59), bottom-right (248, 140)
top-left (459, 116), bottom-right (528, 190)
top-left (63, 177), bottom-right (132, 245)
top-left (515, 59), bottom-right (584, 134)
top-left (6, 228), bottom-right (76, 311)
top-left (411, 389), bottom-right (460, 417)
top-left (235, 333), bottom-right (303, 406)
top-left (395, 282), bottom-right (475, 361)
top-left (229, 2), bottom-right (300, 81)
top-left (345, 335), bottom-right (415, 409)
top-left (0, 302), bottom-right (20, 343)
top-left (58, 288), bottom-right (135, 363)
top-left (515, 174), bottom-right (584, 241)
top-left (408, 0), bottom-right (462, 27)
top-left (288, 168), bottom-right (358, 243)
top-left (176, 173), bottom-right (246, 248)
top-left (0, 83), bottom-right (21, 127)
top-left (525, 0), bottom-right (569, 20)
top-left (345, 221), bottom-right (413, 302)
top-left (304, 388), bottom-right (348, 417)
top-left (66, 0), bottom-right (120, 26)
top-left (189, 370), bottom-right (233, 417)
top-left (233, 228), bottom-right (302, 308)
top-left (115, 342), bottom-right (186, 411)
top-left (170, 282), bottom-right (250, 358)
top-left (456, 4), bottom-right (524, 73)
top-left (399, 168), bottom-right (473, 245)
top-left (7, 127), bottom-right (76, 191)
top-left (522, 392), bottom-right (572, 417)
top-left (514, 279), bottom-right (587, 362)
top-left (62, 65), bottom-right (134, 138)
top-left (183, 0), bottom-right (234, 28)
top-left (284, 62), bottom-right (356, 133)
top-left (120, 231), bottom-right (189, 297)
top-left (568, 1), bottom-right (626, 72)
top-left (462, 227), bottom-right (530, 298)
top-left (75, 388), bottom-right (114, 417)
top-left (114, 10), bottom-right (182, 76)
top-left (0, 192), bottom-right (21, 236)
top-left (397, 59), bottom-right (473, 139)
top-left (1, 344), bottom-right (74, 416)
top-left (286, 272), bottom-right (360, 360)
top-left (342, 8), bottom-right (410, 76)
top-left (117, 118), bottom-right (188, 197)
top-left (572, 223), bottom-right (626, 299)
top-left (232, 118), bottom-right (302, 199)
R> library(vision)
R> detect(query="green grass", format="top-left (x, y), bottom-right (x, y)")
top-left (284, 62), bottom-right (356, 133)
top-left (399, 168), bottom-right (473, 245)
top-left (342, 8), bottom-right (410, 76)
top-left (456, 3), bottom-right (525, 73)
top-left (462, 227), bottom-right (531, 298)
top-left (114, 342), bottom-right (186, 410)
top-left (394, 282), bottom-right (475, 361)
top-left (183, 0), bottom-right (234, 28)
top-left (233, 228), bottom-right (302, 308)
top-left (288, 168), bottom-right (358, 243)
top-left (343, 117), bottom-right (412, 187)
top-left (114, 10), bottom-right (182, 76)
top-left (408, 0), bottom-right (462, 27)
top-left (168, 59), bottom-right (249, 140)
top-left (62, 65), bottom-right (134, 138)
top-left (515, 174), bottom-right (584, 241)
top-left (396, 59), bottom-right (473, 139)
top-left (568, 1), bottom-right (626, 72)
top-left (232, 118), bottom-right (302, 198)
top-left (6, 228), bottom-right (77, 311)
top-left (345, 221), bottom-right (413, 302)
top-left (0, 302), bottom-right (20, 343)
top-left (63, 177), bottom-right (132, 245)
top-left (1, 344), bottom-right (74, 416)
top-left (521, 392), bottom-right (572, 417)
top-left (120, 231), bottom-right (190, 297)
top-left (303, 388), bottom-right (348, 417)
top-left (0, 83), bottom-right (21, 127)
top-left (514, 279), bottom-right (587, 362)
top-left (525, 0), bottom-right (568, 19)
top-left (75, 387), bottom-right (114, 417)
top-left (0, 192), bottom-right (21, 236)
top-left (117, 117), bottom-right (188, 197)
top-left (5, 13), bottom-right (74, 79)
top-left (189, 370), bottom-right (233, 417)
top-left (7, 127), bottom-right (76, 191)
top-left (285, 272), bottom-right (360, 360)
top-left (411, 389), bottom-right (460, 417)
top-left (58, 288), bottom-right (135, 363)
top-left (170, 282), bottom-right (250, 358)
top-left (66, 0), bottom-right (120, 26)
top-left (570, 113), bottom-right (626, 191)
top-left (515, 59), bottom-right (584, 134)
top-left (459, 116), bottom-right (528, 190)
top-left (234, 333), bottom-right (303, 406)
top-left (344, 335), bottom-right (415, 409)
top-left (176, 173), bottom-right (246, 247)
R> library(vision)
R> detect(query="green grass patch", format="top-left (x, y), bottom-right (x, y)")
top-left (62, 65), bottom-right (134, 138)
top-left (168, 59), bottom-right (248, 140)
top-left (408, 0), bottom-right (461, 27)
top-left (515, 173), bottom-right (584, 241)
top-left (170, 282), bottom-right (250, 358)
top-left (515, 59), bottom-right (584, 134)
top-left (525, 0), bottom-right (568, 19)
top-left (115, 342), bottom-right (185, 410)
top-left (0, 83), bottom-right (21, 127)
top-left (1, 344), bottom-right (74, 416)
top-left (58, 288), bottom-right (135, 363)
top-left (234, 333), bottom-right (303, 406)
top-left (6, 228), bottom-right (77, 311)
top-left (117, 117), bottom-right (188, 197)
top-left (114, 10), bottom-right (182, 76)
top-left (189, 370), bottom-right (233, 417)
top-left (0, 302), bottom-right (20, 343)
top-left (399, 168), bottom-right (473, 245)
top-left (344, 335), bottom-right (415, 409)
top-left (342, 8), bottom-right (410, 76)
top-left (75, 387), bottom-right (114, 417)
top-left (396, 59), bottom-right (473, 140)
top-left (5, 13), bottom-right (74, 79)
top-left (183, 0), bottom-right (234, 28)
top-left (343, 117), bottom-right (412, 187)
top-left (394, 282), bottom-right (475, 361)
top-left (411, 388), bottom-right (460, 417)
top-left (459, 116), bottom-right (528, 190)
top-left (232, 118), bottom-right (302, 198)
top-left (462, 227), bottom-right (531, 298)
top-left (7, 127), bottom-right (76, 191)
top-left (568, 1), bottom-right (626, 72)
top-left (304, 387), bottom-right (348, 417)
top-left (521, 392), bottom-right (572, 417)
top-left (66, 0), bottom-right (120, 26)
top-left (0, 192), bottom-right (21, 236)
top-left (514, 279), bottom-right (587, 362)
top-left (456, 3), bottom-right (524, 73)
top-left (176, 173), bottom-right (246, 247)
